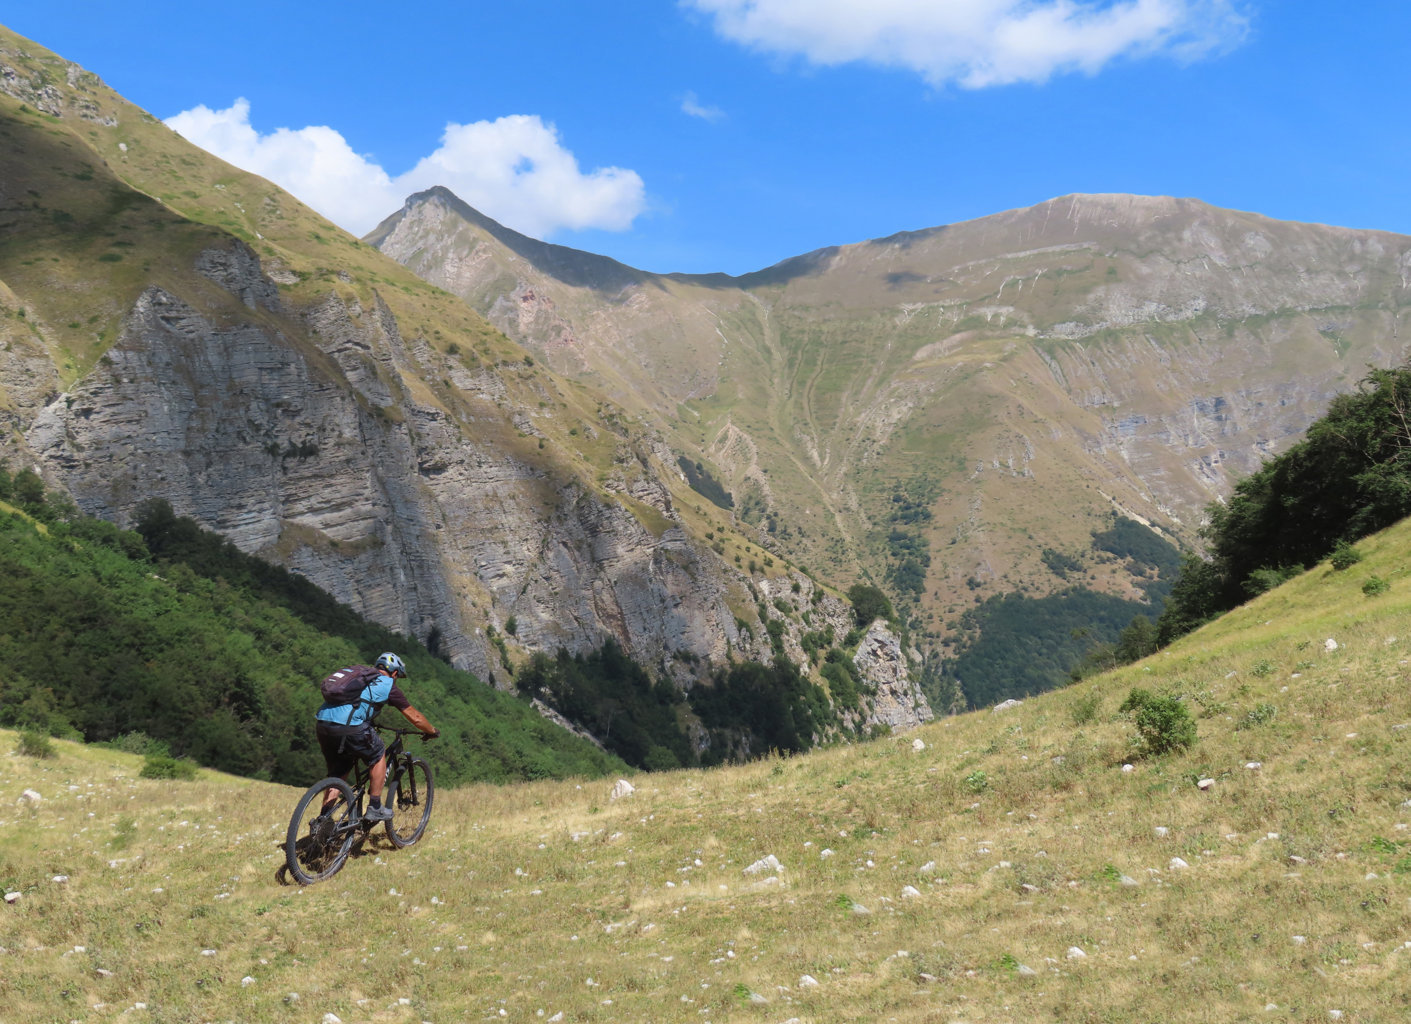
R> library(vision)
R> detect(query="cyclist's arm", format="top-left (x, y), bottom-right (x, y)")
top-left (399, 704), bottom-right (439, 738)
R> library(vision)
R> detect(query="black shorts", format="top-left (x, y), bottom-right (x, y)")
top-left (315, 721), bottom-right (387, 778)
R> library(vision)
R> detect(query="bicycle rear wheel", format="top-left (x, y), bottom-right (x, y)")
top-left (286, 776), bottom-right (357, 884)
top-left (386, 756), bottom-right (434, 848)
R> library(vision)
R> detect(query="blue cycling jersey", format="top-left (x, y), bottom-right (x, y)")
top-left (314, 671), bottom-right (409, 727)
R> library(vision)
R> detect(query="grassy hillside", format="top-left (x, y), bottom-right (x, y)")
top-left (6, 517), bottom-right (1411, 1021)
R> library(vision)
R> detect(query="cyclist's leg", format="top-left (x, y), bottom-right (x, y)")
top-left (368, 753), bottom-right (388, 801)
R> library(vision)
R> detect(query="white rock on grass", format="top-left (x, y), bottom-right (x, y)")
top-left (798, 974), bottom-right (819, 987)
top-left (1325, 638), bottom-right (1338, 652)
top-left (912, 738), bottom-right (926, 752)
top-left (323, 1015), bottom-right (342, 1024)
top-left (1169, 857), bottom-right (1190, 870)
top-left (1066, 947), bottom-right (1087, 959)
top-left (18, 789), bottom-right (41, 806)
top-left (744, 854), bottom-right (784, 875)
top-left (992, 699), bottom-right (1023, 713)
top-left (1197, 778), bottom-right (1215, 791)
top-left (901, 885), bottom-right (921, 899)
top-left (609, 779), bottom-right (635, 801)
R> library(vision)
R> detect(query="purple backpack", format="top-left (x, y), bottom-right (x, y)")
top-left (320, 665), bottom-right (379, 706)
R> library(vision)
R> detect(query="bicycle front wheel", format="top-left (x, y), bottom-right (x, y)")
top-left (386, 756), bottom-right (434, 848)
top-left (286, 776), bottom-right (357, 884)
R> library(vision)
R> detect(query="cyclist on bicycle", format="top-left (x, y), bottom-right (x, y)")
top-left (315, 652), bottom-right (439, 822)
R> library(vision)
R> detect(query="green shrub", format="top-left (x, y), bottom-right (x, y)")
top-left (1238, 703), bottom-right (1278, 730)
top-left (1119, 688), bottom-right (1196, 757)
top-left (101, 732), bottom-right (171, 757)
top-left (1363, 575), bottom-right (1391, 596)
top-left (139, 754), bottom-right (198, 780)
top-left (1329, 540), bottom-right (1363, 570)
top-left (1070, 689), bottom-right (1102, 726)
top-left (964, 769), bottom-right (989, 793)
top-left (17, 729), bottom-right (55, 759)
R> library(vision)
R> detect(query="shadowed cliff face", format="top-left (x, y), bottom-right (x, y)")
top-left (372, 190), bottom-right (1411, 621)
top-left (18, 242), bottom-right (749, 684)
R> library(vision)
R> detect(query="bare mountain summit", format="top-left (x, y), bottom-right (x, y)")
top-left (371, 188), bottom-right (1411, 655)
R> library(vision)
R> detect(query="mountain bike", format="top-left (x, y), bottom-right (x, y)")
top-left (284, 723), bottom-right (435, 885)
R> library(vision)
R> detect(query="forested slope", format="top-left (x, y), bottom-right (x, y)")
top-left (0, 473), bottom-right (626, 785)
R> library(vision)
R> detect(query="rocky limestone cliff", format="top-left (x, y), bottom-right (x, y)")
top-left (851, 621), bottom-right (933, 732)
top-left (21, 240), bottom-right (750, 686)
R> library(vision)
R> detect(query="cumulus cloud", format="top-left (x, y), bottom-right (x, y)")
top-left (165, 100), bottom-right (646, 238)
top-left (683, 0), bottom-right (1250, 88)
top-left (681, 90), bottom-right (727, 121)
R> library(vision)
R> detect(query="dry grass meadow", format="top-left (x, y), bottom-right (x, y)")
top-left (6, 521), bottom-right (1411, 1023)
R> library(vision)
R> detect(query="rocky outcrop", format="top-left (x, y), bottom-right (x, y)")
top-left (852, 622), bottom-right (933, 732)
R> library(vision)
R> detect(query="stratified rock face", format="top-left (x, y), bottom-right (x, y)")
top-left (23, 243), bottom-right (745, 685)
top-left (852, 622), bottom-right (933, 732)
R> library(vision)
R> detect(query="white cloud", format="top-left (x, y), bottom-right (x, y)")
top-left (165, 101), bottom-right (646, 239)
top-left (683, 0), bottom-right (1250, 88)
top-left (681, 90), bottom-right (727, 121)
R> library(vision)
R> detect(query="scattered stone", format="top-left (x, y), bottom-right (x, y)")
top-left (323, 1015), bottom-right (342, 1024)
top-left (1016, 964), bottom-right (1038, 976)
top-left (18, 789), bottom-right (41, 807)
top-left (1121, 764), bottom-right (1135, 773)
top-left (4, 892), bottom-right (20, 904)
top-left (241, 976), bottom-right (255, 987)
top-left (798, 974), bottom-right (819, 988)
top-left (1119, 875), bottom-right (1140, 887)
top-left (200, 949), bottom-right (216, 957)
top-left (1197, 778), bottom-right (1215, 791)
top-left (609, 779), bottom-right (635, 801)
top-left (1325, 638), bottom-right (1338, 652)
top-left (1329, 1011), bottom-right (1343, 1020)
top-left (1066, 947), bottom-right (1086, 959)
top-left (900, 885), bottom-right (921, 899)
top-left (1245, 762), bottom-right (1262, 770)
top-left (743, 854), bottom-right (783, 875)
top-left (51, 875), bottom-right (68, 884)
top-left (1292, 935), bottom-right (1307, 945)
top-left (912, 738), bottom-right (926, 752)
top-left (96, 969), bottom-right (114, 979)
top-left (1154, 827), bottom-right (1170, 838)
top-left (819, 849), bottom-right (834, 859)
top-left (1169, 857), bottom-right (1190, 870)
top-left (992, 699), bottom-right (1023, 713)
top-left (1289, 856), bottom-right (1308, 866)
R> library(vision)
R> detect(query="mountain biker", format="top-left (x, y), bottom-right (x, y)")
top-left (315, 652), bottom-right (439, 822)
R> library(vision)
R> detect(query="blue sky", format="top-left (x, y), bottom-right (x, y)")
top-left (8, 2), bottom-right (1409, 276)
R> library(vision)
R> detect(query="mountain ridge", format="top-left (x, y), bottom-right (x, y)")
top-left (372, 183), bottom-right (1410, 691)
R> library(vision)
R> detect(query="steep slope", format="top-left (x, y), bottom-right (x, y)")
top-left (0, 26), bottom-right (933, 735)
top-left (6, 514), bottom-right (1411, 1020)
top-left (372, 187), bottom-right (1411, 659)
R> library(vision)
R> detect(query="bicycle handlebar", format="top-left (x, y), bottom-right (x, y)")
top-left (371, 721), bottom-right (437, 740)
